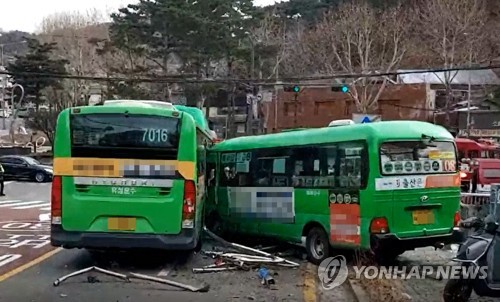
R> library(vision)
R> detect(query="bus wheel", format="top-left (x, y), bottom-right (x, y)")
top-left (306, 227), bottom-right (330, 265)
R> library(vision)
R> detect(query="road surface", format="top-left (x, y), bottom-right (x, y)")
top-left (0, 181), bottom-right (354, 302)
top-left (1, 181), bottom-right (498, 301)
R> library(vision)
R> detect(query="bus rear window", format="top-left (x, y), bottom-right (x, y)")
top-left (380, 141), bottom-right (457, 175)
top-left (70, 113), bottom-right (180, 159)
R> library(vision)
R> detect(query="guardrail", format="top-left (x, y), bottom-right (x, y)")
top-left (460, 186), bottom-right (500, 236)
top-left (460, 192), bottom-right (491, 222)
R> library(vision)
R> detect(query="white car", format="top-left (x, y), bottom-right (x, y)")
top-left (16, 107), bottom-right (35, 118)
top-left (0, 109), bottom-right (10, 118)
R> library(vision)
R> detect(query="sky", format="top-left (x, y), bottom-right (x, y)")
top-left (0, 0), bottom-right (284, 33)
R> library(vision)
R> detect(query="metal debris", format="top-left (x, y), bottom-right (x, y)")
top-left (53, 266), bottom-right (130, 287)
top-left (128, 272), bottom-right (210, 292)
top-left (193, 226), bottom-right (300, 273)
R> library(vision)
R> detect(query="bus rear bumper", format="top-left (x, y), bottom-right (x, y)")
top-left (371, 227), bottom-right (465, 251)
top-left (50, 225), bottom-right (199, 251)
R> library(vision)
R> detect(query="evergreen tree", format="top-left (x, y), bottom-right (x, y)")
top-left (109, 0), bottom-right (258, 75)
top-left (6, 37), bottom-right (68, 109)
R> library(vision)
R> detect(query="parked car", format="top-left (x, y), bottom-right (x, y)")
top-left (0, 109), bottom-right (11, 118)
top-left (0, 155), bottom-right (53, 182)
top-left (16, 107), bottom-right (35, 118)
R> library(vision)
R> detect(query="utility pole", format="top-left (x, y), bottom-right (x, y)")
top-left (1, 44), bottom-right (5, 131)
top-left (293, 92), bottom-right (298, 128)
top-left (466, 45), bottom-right (472, 138)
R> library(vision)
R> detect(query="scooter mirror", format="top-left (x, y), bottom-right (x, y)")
top-left (485, 221), bottom-right (499, 233)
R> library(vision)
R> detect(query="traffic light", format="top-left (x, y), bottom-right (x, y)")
top-left (284, 85), bottom-right (300, 93)
top-left (332, 85), bottom-right (349, 93)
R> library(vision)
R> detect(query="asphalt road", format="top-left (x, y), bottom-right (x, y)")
top-left (0, 181), bottom-right (354, 302)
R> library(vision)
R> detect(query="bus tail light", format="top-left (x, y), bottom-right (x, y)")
top-left (454, 211), bottom-right (461, 227)
top-left (370, 217), bottom-right (389, 234)
top-left (182, 180), bottom-right (196, 229)
top-left (51, 176), bottom-right (62, 225)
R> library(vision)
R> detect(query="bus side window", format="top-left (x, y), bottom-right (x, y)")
top-left (291, 146), bottom-right (321, 187)
top-left (337, 141), bottom-right (368, 189)
top-left (251, 147), bottom-right (291, 187)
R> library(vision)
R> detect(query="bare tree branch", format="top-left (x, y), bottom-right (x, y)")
top-left (307, 0), bottom-right (410, 113)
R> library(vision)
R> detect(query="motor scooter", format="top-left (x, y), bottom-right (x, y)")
top-left (443, 215), bottom-right (500, 302)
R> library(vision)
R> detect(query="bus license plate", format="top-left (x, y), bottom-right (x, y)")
top-left (412, 210), bottom-right (434, 225)
top-left (108, 217), bottom-right (136, 231)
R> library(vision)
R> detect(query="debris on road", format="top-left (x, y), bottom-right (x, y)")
top-left (128, 272), bottom-right (210, 292)
top-left (258, 267), bottom-right (275, 285)
top-left (202, 226), bottom-right (300, 268)
top-left (53, 266), bottom-right (130, 287)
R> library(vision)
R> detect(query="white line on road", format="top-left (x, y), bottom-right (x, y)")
top-left (0, 200), bottom-right (47, 208)
top-left (12, 201), bottom-right (50, 209)
top-left (0, 200), bottom-right (20, 205)
top-left (40, 207), bottom-right (51, 211)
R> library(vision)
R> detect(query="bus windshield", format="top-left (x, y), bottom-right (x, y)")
top-left (380, 141), bottom-right (457, 175)
top-left (70, 113), bottom-right (180, 159)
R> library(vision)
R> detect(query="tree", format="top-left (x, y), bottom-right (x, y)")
top-left (247, 8), bottom-right (288, 80)
top-left (6, 38), bottom-right (68, 146)
top-left (6, 37), bottom-right (68, 109)
top-left (308, 0), bottom-right (410, 113)
top-left (37, 10), bottom-right (108, 106)
top-left (414, 0), bottom-right (489, 121)
top-left (108, 0), bottom-right (259, 103)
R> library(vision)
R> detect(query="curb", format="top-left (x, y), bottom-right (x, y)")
top-left (348, 278), bottom-right (370, 302)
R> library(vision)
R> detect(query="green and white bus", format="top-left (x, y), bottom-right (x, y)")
top-left (205, 120), bottom-right (464, 264)
top-left (50, 100), bottom-right (212, 252)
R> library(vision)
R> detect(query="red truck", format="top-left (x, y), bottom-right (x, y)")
top-left (456, 138), bottom-right (500, 192)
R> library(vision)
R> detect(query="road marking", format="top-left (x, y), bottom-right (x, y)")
top-left (0, 248), bottom-right (62, 283)
top-left (0, 200), bottom-right (21, 205)
top-left (303, 263), bottom-right (317, 302)
top-left (12, 202), bottom-right (50, 209)
top-left (40, 207), bottom-right (51, 211)
top-left (0, 201), bottom-right (46, 208)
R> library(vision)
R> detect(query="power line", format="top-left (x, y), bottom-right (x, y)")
top-left (0, 64), bottom-right (499, 84)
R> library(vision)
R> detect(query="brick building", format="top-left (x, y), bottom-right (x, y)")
top-left (263, 83), bottom-right (435, 132)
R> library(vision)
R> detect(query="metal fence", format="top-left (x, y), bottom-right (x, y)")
top-left (460, 185), bottom-right (500, 235)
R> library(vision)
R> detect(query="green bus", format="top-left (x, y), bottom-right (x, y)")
top-left (205, 120), bottom-right (464, 264)
top-left (50, 100), bottom-right (213, 252)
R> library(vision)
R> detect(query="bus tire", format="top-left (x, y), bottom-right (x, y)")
top-left (306, 227), bottom-right (330, 265)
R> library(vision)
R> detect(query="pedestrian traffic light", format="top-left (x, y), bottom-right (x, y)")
top-left (284, 85), bottom-right (300, 93)
top-left (332, 85), bottom-right (349, 93)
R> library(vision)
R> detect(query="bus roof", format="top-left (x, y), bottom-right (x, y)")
top-left (173, 105), bottom-right (209, 131)
top-left (211, 121), bottom-right (454, 151)
top-left (103, 100), bottom-right (177, 110)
